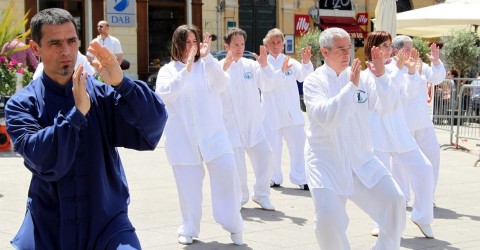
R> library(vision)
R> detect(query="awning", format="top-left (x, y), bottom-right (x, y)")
top-left (318, 16), bottom-right (367, 39)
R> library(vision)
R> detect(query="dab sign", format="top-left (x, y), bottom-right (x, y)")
top-left (107, 0), bottom-right (136, 26)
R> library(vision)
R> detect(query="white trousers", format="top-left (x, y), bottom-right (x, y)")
top-left (310, 175), bottom-right (405, 250)
top-left (376, 149), bottom-right (434, 224)
top-left (172, 153), bottom-right (244, 237)
top-left (394, 127), bottom-right (440, 202)
top-left (233, 139), bottom-right (273, 204)
top-left (264, 124), bottom-right (307, 185)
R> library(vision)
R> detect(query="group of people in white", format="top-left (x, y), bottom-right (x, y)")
top-left (154, 25), bottom-right (311, 246)
top-left (304, 28), bottom-right (445, 249)
top-left (155, 25), bottom-right (446, 249)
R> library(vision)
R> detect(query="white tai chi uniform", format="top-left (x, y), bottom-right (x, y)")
top-left (371, 61), bottom-right (434, 225)
top-left (395, 61), bottom-right (446, 202)
top-left (220, 57), bottom-right (278, 204)
top-left (87, 35), bottom-right (123, 60)
top-left (262, 53), bottom-right (313, 185)
top-left (156, 54), bottom-right (243, 238)
top-left (303, 64), bottom-right (405, 250)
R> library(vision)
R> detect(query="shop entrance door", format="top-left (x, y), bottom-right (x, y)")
top-left (239, 0), bottom-right (276, 54)
top-left (148, 6), bottom-right (185, 71)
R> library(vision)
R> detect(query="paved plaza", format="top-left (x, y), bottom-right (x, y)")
top-left (1, 127), bottom-right (480, 249)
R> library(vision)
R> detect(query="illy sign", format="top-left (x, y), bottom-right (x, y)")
top-left (295, 15), bottom-right (310, 35)
top-left (357, 13), bottom-right (368, 25)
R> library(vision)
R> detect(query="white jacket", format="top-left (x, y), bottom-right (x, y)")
top-left (262, 54), bottom-right (313, 130)
top-left (369, 60), bottom-right (423, 153)
top-left (220, 57), bottom-right (278, 147)
top-left (303, 64), bottom-right (398, 195)
top-left (156, 54), bottom-right (233, 165)
top-left (403, 61), bottom-right (446, 131)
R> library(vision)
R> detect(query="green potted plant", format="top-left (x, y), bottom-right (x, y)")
top-left (412, 37), bottom-right (430, 64)
top-left (295, 28), bottom-right (322, 112)
top-left (0, 0), bottom-right (32, 96)
top-left (296, 28), bottom-right (322, 68)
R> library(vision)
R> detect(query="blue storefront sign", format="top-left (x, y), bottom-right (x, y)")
top-left (106, 0), bottom-right (136, 26)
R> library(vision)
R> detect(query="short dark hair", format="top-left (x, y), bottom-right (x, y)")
top-left (171, 25), bottom-right (200, 62)
top-left (30, 8), bottom-right (78, 45)
top-left (223, 28), bottom-right (247, 45)
top-left (364, 30), bottom-right (392, 61)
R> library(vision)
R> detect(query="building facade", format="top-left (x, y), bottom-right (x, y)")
top-left (1, 0), bottom-right (439, 81)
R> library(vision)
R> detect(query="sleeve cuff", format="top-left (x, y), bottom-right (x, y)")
top-left (66, 107), bottom-right (88, 131)
top-left (202, 53), bottom-right (214, 64)
top-left (113, 76), bottom-right (135, 97)
top-left (432, 61), bottom-right (444, 68)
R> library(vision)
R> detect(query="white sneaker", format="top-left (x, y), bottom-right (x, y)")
top-left (178, 235), bottom-right (193, 245)
top-left (230, 232), bottom-right (243, 245)
top-left (413, 221), bottom-right (434, 238)
top-left (252, 197), bottom-right (275, 211)
top-left (371, 227), bottom-right (379, 237)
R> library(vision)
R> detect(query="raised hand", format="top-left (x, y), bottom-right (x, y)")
top-left (416, 58), bottom-right (423, 75)
top-left (405, 48), bottom-right (420, 74)
top-left (301, 46), bottom-right (312, 64)
top-left (87, 41), bottom-right (123, 86)
top-left (254, 45), bottom-right (268, 67)
top-left (186, 45), bottom-right (197, 73)
top-left (72, 64), bottom-right (90, 116)
top-left (282, 56), bottom-right (293, 73)
top-left (365, 46), bottom-right (385, 77)
top-left (223, 51), bottom-right (234, 71)
top-left (350, 58), bottom-right (361, 87)
top-left (426, 43), bottom-right (441, 66)
top-left (395, 48), bottom-right (407, 69)
top-left (199, 32), bottom-right (212, 58)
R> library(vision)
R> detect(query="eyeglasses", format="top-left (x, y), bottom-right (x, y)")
top-left (379, 43), bottom-right (394, 49)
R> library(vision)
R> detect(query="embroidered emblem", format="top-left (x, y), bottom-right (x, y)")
top-left (355, 90), bottom-right (367, 103)
top-left (244, 72), bottom-right (253, 79)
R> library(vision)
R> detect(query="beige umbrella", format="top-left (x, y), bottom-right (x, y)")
top-left (374, 0), bottom-right (397, 37)
top-left (396, 0), bottom-right (480, 38)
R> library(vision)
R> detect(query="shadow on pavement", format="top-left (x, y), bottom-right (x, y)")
top-left (407, 206), bottom-right (480, 221)
top-left (434, 207), bottom-right (480, 221)
top-left (183, 240), bottom-right (253, 250)
top-left (271, 186), bottom-right (312, 197)
top-left (401, 237), bottom-right (459, 250)
top-left (240, 207), bottom-right (308, 226)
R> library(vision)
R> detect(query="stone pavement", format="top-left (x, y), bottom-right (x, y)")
top-left (1, 128), bottom-right (479, 249)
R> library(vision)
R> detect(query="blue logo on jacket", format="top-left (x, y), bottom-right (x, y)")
top-left (285, 69), bottom-right (293, 76)
top-left (356, 90), bottom-right (367, 103)
top-left (244, 72), bottom-right (253, 79)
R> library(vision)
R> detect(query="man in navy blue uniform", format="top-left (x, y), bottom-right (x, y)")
top-left (5, 8), bottom-right (167, 249)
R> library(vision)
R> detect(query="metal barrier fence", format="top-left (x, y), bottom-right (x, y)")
top-left (432, 77), bottom-right (480, 166)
